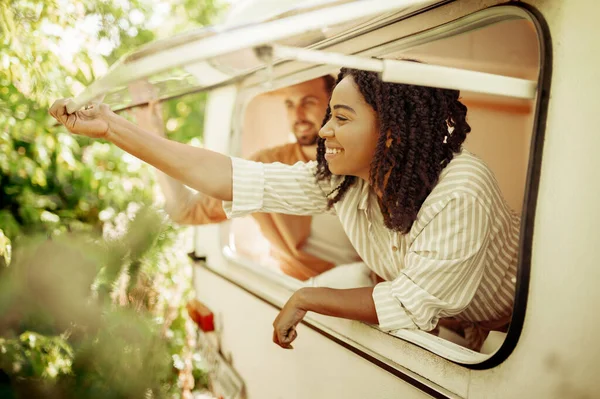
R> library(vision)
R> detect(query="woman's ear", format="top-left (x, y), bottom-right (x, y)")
top-left (385, 129), bottom-right (394, 148)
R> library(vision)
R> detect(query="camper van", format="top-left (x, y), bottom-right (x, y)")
top-left (68, 0), bottom-right (600, 397)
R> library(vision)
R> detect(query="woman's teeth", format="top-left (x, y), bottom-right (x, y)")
top-left (326, 148), bottom-right (343, 155)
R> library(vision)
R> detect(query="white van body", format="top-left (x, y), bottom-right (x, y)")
top-left (73, 1), bottom-right (600, 397)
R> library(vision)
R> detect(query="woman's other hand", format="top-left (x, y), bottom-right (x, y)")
top-left (272, 289), bottom-right (308, 349)
top-left (49, 99), bottom-right (112, 139)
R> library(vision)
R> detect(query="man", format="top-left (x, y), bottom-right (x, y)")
top-left (132, 76), bottom-right (369, 284)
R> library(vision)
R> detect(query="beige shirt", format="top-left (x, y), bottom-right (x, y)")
top-left (223, 150), bottom-right (520, 332)
top-left (302, 213), bottom-right (360, 266)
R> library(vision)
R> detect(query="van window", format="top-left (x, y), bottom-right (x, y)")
top-left (219, 7), bottom-right (543, 362)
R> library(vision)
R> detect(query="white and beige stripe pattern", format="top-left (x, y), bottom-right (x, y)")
top-left (223, 150), bottom-right (520, 333)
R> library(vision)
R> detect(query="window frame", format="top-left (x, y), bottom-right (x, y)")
top-left (192, 1), bottom-right (552, 381)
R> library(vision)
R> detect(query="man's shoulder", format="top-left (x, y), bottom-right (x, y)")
top-left (250, 142), bottom-right (303, 164)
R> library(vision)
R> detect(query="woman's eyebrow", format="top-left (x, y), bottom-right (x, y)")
top-left (332, 104), bottom-right (356, 114)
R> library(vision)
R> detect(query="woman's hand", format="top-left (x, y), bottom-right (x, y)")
top-left (272, 289), bottom-right (308, 349)
top-left (272, 287), bottom-right (378, 350)
top-left (49, 99), bottom-right (112, 139)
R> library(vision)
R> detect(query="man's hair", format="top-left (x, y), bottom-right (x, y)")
top-left (269, 75), bottom-right (335, 98)
top-left (321, 74), bottom-right (336, 96)
top-left (315, 67), bottom-right (471, 234)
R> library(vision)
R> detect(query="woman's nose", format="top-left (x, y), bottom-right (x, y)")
top-left (319, 119), bottom-right (334, 138)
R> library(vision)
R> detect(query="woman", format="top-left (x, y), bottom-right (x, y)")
top-left (50, 68), bottom-right (520, 351)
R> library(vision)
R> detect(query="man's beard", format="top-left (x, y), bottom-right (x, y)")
top-left (294, 121), bottom-right (319, 146)
top-left (296, 133), bottom-right (319, 146)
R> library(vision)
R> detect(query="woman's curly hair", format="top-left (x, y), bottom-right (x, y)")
top-left (316, 67), bottom-right (471, 234)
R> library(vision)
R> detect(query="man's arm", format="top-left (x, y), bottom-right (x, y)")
top-left (155, 173), bottom-right (228, 224)
top-left (130, 82), bottom-right (228, 224)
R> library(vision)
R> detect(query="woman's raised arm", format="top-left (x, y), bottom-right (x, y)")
top-left (49, 99), bottom-right (233, 201)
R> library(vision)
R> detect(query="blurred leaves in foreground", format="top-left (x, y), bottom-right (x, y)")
top-left (1, 0), bottom-right (228, 397)
top-left (0, 207), bottom-right (180, 398)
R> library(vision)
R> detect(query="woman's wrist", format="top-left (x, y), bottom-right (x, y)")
top-left (103, 106), bottom-right (122, 142)
top-left (293, 287), bottom-right (314, 312)
top-left (104, 107), bottom-right (143, 144)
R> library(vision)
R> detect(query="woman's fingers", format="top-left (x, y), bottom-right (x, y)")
top-left (274, 325), bottom-right (297, 349)
top-left (273, 321), bottom-right (296, 349)
top-left (49, 98), bottom-right (71, 121)
top-left (66, 99), bottom-right (80, 114)
top-left (282, 328), bottom-right (297, 348)
top-left (48, 99), bottom-right (110, 138)
top-left (272, 295), bottom-right (306, 349)
top-left (78, 102), bottom-right (101, 119)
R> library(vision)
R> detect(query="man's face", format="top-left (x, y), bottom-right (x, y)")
top-left (282, 78), bottom-right (330, 146)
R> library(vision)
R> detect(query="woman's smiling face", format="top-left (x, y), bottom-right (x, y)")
top-left (319, 75), bottom-right (379, 181)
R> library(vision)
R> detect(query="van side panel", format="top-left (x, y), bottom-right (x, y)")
top-left (469, 1), bottom-right (600, 397)
top-left (194, 266), bottom-right (433, 399)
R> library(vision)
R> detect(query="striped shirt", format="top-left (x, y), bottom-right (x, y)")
top-left (223, 150), bottom-right (520, 333)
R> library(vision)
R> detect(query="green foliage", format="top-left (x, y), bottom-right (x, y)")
top-left (0, 332), bottom-right (73, 381)
top-left (0, 0), bottom-right (223, 239)
top-left (0, 220), bottom-right (173, 398)
top-left (0, 0), bottom-right (227, 397)
top-left (161, 91), bottom-right (209, 145)
top-left (0, 230), bottom-right (11, 268)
